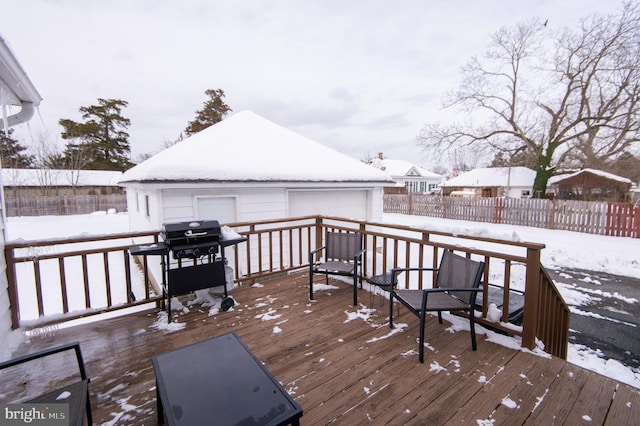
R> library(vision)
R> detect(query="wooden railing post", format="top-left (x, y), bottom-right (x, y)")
top-left (314, 216), bottom-right (323, 262)
top-left (521, 246), bottom-right (542, 350)
top-left (4, 246), bottom-right (20, 329)
top-left (359, 222), bottom-right (367, 277)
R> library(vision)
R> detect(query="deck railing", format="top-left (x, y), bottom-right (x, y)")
top-left (4, 215), bottom-right (569, 359)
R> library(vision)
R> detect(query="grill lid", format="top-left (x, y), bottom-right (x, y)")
top-left (161, 220), bottom-right (221, 246)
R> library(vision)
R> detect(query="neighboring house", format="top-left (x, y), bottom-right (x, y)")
top-left (0, 33), bottom-right (42, 353)
top-left (369, 153), bottom-right (442, 194)
top-left (547, 169), bottom-right (633, 202)
top-left (119, 110), bottom-right (394, 233)
top-left (2, 168), bottom-right (123, 197)
top-left (440, 167), bottom-right (536, 198)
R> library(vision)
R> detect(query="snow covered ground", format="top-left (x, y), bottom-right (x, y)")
top-left (4, 211), bottom-right (639, 389)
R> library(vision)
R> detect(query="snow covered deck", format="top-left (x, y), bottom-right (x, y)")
top-left (9, 272), bottom-right (639, 425)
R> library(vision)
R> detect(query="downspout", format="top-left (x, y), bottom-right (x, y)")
top-left (0, 100), bottom-right (35, 132)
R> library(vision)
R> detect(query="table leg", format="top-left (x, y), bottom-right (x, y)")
top-left (156, 381), bottom-right (164, 424)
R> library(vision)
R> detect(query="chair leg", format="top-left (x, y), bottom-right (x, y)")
top-left (418, 311), bottom-right (426, 363)
top-left (86, 389), bottom-right (93, 425)
top-left (470, 315), bottom-right (477, 351)
top-left (309, 264), bottom-right (314, 301)
top-left (352, 274), bottom-right (357, 306)
top-left (389, 294), bottom-right (394, 328)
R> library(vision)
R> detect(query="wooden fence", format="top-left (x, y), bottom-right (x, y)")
top-left (5, 194), bottom-right (127, 217)
top-left (384, 195), bottom-right (640, 238)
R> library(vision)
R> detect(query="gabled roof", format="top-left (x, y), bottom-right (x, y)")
top-left (548, 168), bottom-right (633, 185)
top-left (2, 168), bottom-right (123, 187)
top-left (370, 158), bottom-right (442, 180)
top-left (441, 167), bottom-right (536, 187)
top-left (120, 111), bottom-right (393, 185)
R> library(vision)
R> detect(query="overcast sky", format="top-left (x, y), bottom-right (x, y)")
top-left (1, 0), bottom-right (620, 169)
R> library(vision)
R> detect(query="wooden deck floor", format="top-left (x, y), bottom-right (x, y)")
top-left (4, 271), bottom-right (639, 425)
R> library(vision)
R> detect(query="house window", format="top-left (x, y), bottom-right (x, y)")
top-left (521, 190), bottom-right (531, 197)
top-left (144, 195), bottom-right (150, 218)
top-left (135, 192), bottom-right (140, 212)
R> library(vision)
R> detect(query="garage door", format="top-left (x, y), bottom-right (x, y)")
top-left (288, 190), bottom-right (369, 220)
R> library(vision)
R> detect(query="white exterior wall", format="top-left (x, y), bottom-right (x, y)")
top-left (123, 182), bottom-right (386, 229)
top-left (122, 182), bottom-right (385, 283)
top-left (125, 184), bottom-right (164, 232)
top-left (160, 186), bottom-right (287, 225)
top-left (504, 186), bottom-right (532, 198)
top-left (0, 214), bottom-right (11, 353)
top-left (454, 186), bottom-right (533, 198)
top-left (370, 187), bottom-right (384, 222)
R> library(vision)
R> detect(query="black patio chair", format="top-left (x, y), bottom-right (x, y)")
top-left (0, 341), bottom-right (93, 425)
top-left (389, 249), bottom-right (485, 363)
top-left (309, 231), bottom-right (365, 305)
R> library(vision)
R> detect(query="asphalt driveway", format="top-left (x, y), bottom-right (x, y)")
top-left (547, 268), bottom-right (640, 371)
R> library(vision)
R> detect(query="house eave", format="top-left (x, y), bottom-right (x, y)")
top-left (0, 33), bottom-right (43, 129)
top-left (118, 179), bottom-right (394, 188)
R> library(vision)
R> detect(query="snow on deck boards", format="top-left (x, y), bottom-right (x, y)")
top-left (7, 271), bottom-right (639, 425)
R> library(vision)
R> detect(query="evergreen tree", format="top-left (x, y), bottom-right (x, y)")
top-left (59, 98), bottom-right (133, 171)
top-left (0, 128), bottom-right (34, 168)
top-left (184, 89), bottom-right (232, 136)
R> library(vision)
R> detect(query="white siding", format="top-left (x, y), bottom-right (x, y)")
top-left (123, 183), bottom-right (385, 284)
top-left (287, 189), bottom-right (370, 220)
top-left (0, 201), bottom-right (12, 354)
top-left (505, 186), bottom-right (532, 198)
top-left (161, 187), bottom-right (287, 225)
top-left (124, 183), bottom-right (386, 227)
top-left (126, 186), bottom-right (163, 232)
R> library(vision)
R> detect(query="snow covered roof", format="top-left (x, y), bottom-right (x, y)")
top-left (119, 111), bottom-right (393, 185)
top-left (548, 168), bottom-right (633, 185)
top-left (370, 158), bottom-right (442, 180)
top-left (2, 168), bottom-right (123, 186)
top-left (441, 167), bottom-right (536, 188)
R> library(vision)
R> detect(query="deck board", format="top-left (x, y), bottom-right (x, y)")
top-left (2, 271), bottom-right (638, 425)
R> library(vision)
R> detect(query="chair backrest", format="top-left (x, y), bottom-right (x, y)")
top-left (325, 232), bottom-right (363, 261)
top-left (435, 250), bottom-right (485, 304)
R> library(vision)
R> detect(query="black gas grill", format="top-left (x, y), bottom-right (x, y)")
top-left (129, 219), bottom-right (246, 322)
top-left (161, 220), bottom-right (221, 259)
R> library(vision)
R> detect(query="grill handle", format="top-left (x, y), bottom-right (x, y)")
top-left (185, 230), bottom-right (208, 237)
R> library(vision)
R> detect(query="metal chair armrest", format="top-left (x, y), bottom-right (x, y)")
top-left (352, 248), bottom-right (366, 262)
top-left (309, 245), bottom-right (327, 263)
top-left (0, 341), bottom-right (87, 380)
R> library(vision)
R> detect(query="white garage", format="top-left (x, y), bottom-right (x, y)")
top-left (119, 111), bottom-right (393, 232)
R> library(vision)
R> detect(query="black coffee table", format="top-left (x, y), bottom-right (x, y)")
top-left (152, 332), bottom-right (303, 426)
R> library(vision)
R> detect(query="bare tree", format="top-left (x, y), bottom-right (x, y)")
top-left (28, 130), bottom-right (91, 194)
top-left (418, 2), bottom-right (640, 197)
top-left (26, 131), bottom-right (61, 196)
